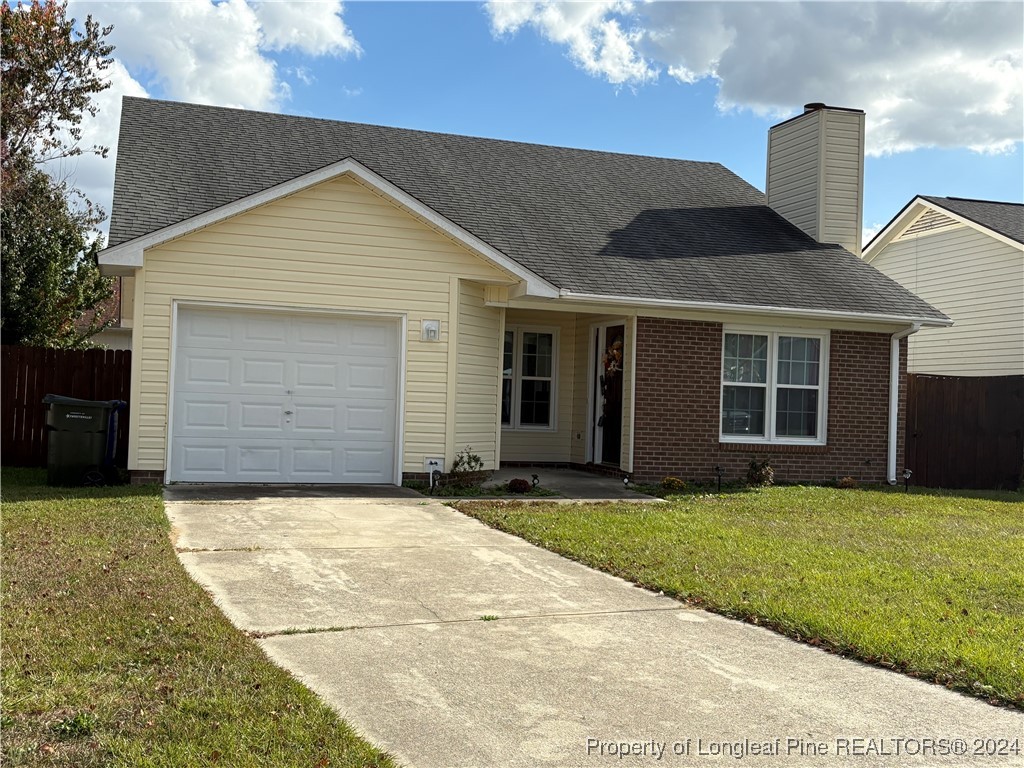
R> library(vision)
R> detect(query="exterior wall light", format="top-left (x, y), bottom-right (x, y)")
top-left (421, 319), bottom-right (440, 342)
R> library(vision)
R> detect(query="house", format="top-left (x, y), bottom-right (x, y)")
top-left (77, 276), bottom-right (133, 350)
top-left (98, 99), bottom-right (948, 486)
top-left (863, 196), bottom-right (1024, 376)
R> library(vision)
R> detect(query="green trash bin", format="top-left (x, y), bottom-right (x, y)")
top-left (42, 395), bottom-right (125, 486)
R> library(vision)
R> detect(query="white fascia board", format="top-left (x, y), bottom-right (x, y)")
top-left (99, 244), bottom-right (144, 275)
top-left (97, 157), bottom-right (560, 298)
top-left (558, 290), bottom-right (953, 328)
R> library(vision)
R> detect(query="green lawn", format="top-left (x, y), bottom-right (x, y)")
top-left (458, 485), bottom-right (1024, 708)
top-left (1, 468), bottom-right (394, 767)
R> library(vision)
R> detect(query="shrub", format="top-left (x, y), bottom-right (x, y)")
top-left (451, 447), bottom-right (483, 474)
top-left (507, 478), bottom-right (531, 494)
top-left (446, 447), bottom-right (485, 489)
top-left (747, 459), bottom-right (774, 487)
top-left (837, 476), bottom-right (859, 489)
top-left (661, 476), bottom-right (687, 492)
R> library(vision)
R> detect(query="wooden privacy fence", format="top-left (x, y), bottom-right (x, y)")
top-left (1, 345), bottom-right (132, 468)
top-left (906, 373), bottom-right (1023, 490)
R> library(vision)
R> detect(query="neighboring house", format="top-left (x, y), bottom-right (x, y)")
top-left (77, 276), bottom-right (133, 350)
top-left (863, 196), bottom-right (1024, 376)
top-left (98, 99), bottom-right (947, 486)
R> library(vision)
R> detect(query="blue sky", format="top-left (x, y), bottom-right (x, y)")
top-left (64, 1), bottom-right (1024, 243)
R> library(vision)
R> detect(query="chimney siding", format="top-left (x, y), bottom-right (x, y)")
top-left (767, 105), bottom-right (865, 256)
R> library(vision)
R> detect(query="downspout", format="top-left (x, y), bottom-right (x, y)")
top-left (888, 323), bottom-right (921, 485)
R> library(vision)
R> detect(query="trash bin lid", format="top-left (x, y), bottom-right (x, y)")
top-left (43, 394), bottom-right (125, 409)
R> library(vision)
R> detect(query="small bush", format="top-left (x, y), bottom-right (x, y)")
top-left (451, 447), bottom-right (483, 475)
top-left (507, 478), bottom-right (531, 494)
top-left (747, 459), bottom-right (774, 488)
top-left (446, 447), bottom-right (485, 489)
top-left (661, 476), bottom-right (687, 492)
top-left (837, 476), bottom-right (859, 489)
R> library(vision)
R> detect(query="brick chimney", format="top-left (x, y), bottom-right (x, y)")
top-left (766, 103), bottom-right (866, 255)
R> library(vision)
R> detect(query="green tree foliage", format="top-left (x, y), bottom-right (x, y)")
top-left (1, 1), bottom-right (115, 348)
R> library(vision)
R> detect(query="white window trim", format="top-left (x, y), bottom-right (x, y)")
top-left (502, 325), bottom-right (559, 432)
top-left (719, 325), bottom-right (830, 446)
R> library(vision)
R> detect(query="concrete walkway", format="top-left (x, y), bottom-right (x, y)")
top-left (165, 486), bottom-right (1022, 768)
top-left (485, 467), bottom-right (656, 501)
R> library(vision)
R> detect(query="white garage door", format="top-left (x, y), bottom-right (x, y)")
top-left (169, 306), bottom-right (399, 483)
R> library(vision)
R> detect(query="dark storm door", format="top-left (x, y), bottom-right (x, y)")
top-left (594, 323), bottom-right (625, 466)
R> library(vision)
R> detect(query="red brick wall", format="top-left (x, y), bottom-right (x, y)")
top-left (632, 317), bottom-right (906, 484)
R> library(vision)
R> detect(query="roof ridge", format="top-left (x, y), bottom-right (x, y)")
top-left (122, 95), bottom-right (724, 168)
top-left (924, 194), bottom-right (1024, 207)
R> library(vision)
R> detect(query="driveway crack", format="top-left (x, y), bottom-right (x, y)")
top-left (253, 605), bottom-right (686, 639)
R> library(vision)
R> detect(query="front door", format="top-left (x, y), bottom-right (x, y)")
top-left (593, 324), bottom-right (625, 466)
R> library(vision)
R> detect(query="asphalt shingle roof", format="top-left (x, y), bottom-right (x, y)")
top-left (920, 196), bottom-right (1024, 244)
top-left (108, 97), bottom-right (946, 321)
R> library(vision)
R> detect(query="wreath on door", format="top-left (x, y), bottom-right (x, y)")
top-left (602, 338), bottom-right (623, 378)
top-left (598, 337), bottom-right (624, 426)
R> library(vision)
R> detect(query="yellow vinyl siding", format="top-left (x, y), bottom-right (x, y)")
top-left (499, 309), bottom-right (577, 463)
top-left (870, 225), bottom-right (1024, 375)
top-left (455, 281), bottom-right (502, 468)
top-left (131, 174), bottom-right (510, 475)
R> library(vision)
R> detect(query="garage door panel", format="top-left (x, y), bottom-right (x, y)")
top-left (239, 402), bottom-right (286, 432)
top-left (183, 355), bottom-right (233, 387)
top-left (295, 360), bottom-right (339, 390)
top-left (292, 403), bottom-right (337, 432)
top-left (171, 438), bottom-right (394, 483)
top-left (238, 446), bottom-right (284, 475)
top-left (182, 312), bottom-right (235, 344)
top-left (292, 447), bottom-right (334, 475)
top-left (347, 320), bottom-right (399, 355)
top-left (175, 394), bottom-right (396, 441)
top-left (171, 307), bottom-right (399, 484)
top-left (178, 444), bottom-right (229, 476)
top-left (243, 316), bottom-right (290, 346)
top-left (176, 350), bottom-right (398, 398)
top-left (241, 358), bottom-right (287, 388)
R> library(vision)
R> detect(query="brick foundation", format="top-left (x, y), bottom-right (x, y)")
top-left (129, 470), bottom-right (164, 485)
top-left (632, 317), bottom-right (906, 485)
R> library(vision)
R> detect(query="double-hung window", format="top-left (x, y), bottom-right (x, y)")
top-left (720, 328), bottom-right (828, 444)
top-left (502, 327), bottom-right (557, 430)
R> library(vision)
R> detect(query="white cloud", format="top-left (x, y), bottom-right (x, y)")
top-left (490, 0), bottom-right (657, 86)
top-left (288, 65), bottom-right (316, 86)
top-left (863, 222), bottom-right (884, 248)
top-left (58, 0), bottom-right (361, 227)
top-left (485, 1), bottom-right (1024, 155)
top-left (69, 0), bottom-right (361, 109)
top-left (254, 0), bottom-right (360, 57)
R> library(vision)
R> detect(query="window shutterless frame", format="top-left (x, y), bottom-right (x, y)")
top-left (719, 326), bottom-right (830, 446)
top-left (502, 325), bottom-right (559, 431)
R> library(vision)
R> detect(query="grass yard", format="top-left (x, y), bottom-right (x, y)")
top-left (1, 468), bottom-right (393, 768)
top-left (458, 485), bottom-right (1024, 708)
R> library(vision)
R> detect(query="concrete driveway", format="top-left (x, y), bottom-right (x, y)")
top-left (166, 486), bottom-right (1021, 768)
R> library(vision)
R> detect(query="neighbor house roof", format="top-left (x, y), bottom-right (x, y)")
top-left (918, 196), bottom-right (1024, 244)
top-left (106, 97), bottom-right (946, 323)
